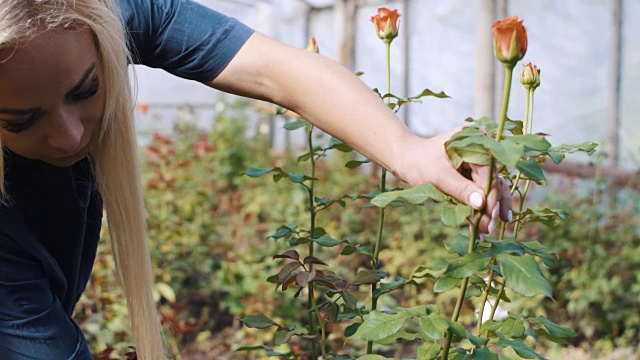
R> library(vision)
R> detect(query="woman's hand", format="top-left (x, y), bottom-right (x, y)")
top-left (210, 32), bottom-right (511, 232)
top-left (392, 127), bottom-right (512, 234)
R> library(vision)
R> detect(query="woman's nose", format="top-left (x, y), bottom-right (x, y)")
top-left (46, 107), bottom-right (84, 154)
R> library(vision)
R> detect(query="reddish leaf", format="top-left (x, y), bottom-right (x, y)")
top-left (125, 346), bottom-right (138, 360)
top-left (282, 273), bottom-right (298, 291)
top-left (313, 279), bottom-right (338, 290)
top-left (295, 269), bottom-right (317, 287)
top-left (274, 250), bottom-right (300, 261)
top-left (278, 262), bottom-right (302, 285)
top-left (303, 256), bottom-right (327, 266)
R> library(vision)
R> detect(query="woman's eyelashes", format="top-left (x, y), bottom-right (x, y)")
top-left (0, 76), bottom-right (100, 134)
top-left (69, 75), bottom-right (100, 102)
top-left (1, 110), bottom-right (43, 133)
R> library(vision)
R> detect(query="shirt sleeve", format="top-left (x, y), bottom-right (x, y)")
top-left (0, 233), bottom-right (93, 360)
top-left (119, 0), bottom-right (255, 83)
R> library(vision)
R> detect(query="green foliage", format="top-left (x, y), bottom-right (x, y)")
top-left (75, 99), bottom-right (637, 359)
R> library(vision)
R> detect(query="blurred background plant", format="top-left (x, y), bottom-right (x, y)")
top-left (73, 97), bottom-right (639, 359)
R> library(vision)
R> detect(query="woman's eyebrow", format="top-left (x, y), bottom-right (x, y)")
top-left (65, 62), bottom-right (97, 96)
top-left (0, 63), bottom-right (97, 119)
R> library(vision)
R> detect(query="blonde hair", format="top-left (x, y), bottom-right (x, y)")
top-left (0, 1), bottom-right (165, 358)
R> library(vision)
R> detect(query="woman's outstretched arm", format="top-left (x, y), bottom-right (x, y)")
top-left (209, 32), bottom-right (511, 231)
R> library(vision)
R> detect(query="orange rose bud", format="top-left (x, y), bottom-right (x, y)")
top-left (306, 36), bottom-right (319, 53)
top-left (492, 16), bottom-right (527, 65)
top-left (370, 7), bottom-right (401, 42)
top-left (520, 62), bottom-right (541, 89)
top-left (137, 103), bottom-right (150, 114)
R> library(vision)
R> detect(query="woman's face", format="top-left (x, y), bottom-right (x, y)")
top-left (0, 29), bottom-right (105, 167)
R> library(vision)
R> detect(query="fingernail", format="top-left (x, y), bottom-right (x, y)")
top-left (508, 210), bottom-right (513, 222)
top-left (491, 203), bottom-right (500, 220)
top-left (488, 219), bottom-right (496, 234)
top-left (469, 192), bottom-right (483, 210)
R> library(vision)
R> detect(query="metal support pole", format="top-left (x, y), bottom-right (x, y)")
top-left (607, 0), bottom-right (623, 167)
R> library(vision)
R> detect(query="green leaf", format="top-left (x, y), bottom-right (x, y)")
top-left (356, 355), bottom-right (389, 360)
top-left (498, 254), bottom-right (552, 298)
top-left (441, 203), bottom-right (472, 227)
top-left (516, 160), bottom-right (546, 181)
top-left (505, 119), bottom-right (524, 135)
top-left (449, 143), bottom-right (492, 168)
top-left (504, 134), bottom-right (551, 151)
top-left (416, 258), bottom-right (450, 273)
top-left (345, 159), bottom-right (371, 169)
top-left (471, 348), bottom-right (499, 360)
top-left (283, 119), bottom-right (309, 130)
top-left (465, 330), bottom-right (489, 347)
top-left (352, 270), bottom-right (383, 285)
top-left (444, 252), bottom-right (491, 279)
top-left (484, 138), bottom-right (524, 168)
top-left (481, 320), bottom-right (501, 332)
top-left (496, 338), bottom-right (544, 359)
top-left (501, 318), bottom-right (526, 338)
top-left (549, 141), bottom-right (598, 156)
top-left (373, 278), bottom-right (406, 298)
top-left (370, 183), bottom-right (450, 208)
top-left (521, 241), bottom-right (558, 267)
top-left (405, 87), bottom-right (450, 101)
top-left (547, 151), bottom-right (565, 164)
top-left (434, 276), bottom-right (460, 292)
top-left (416, 341), bottom-right (442, 360)
top-left (244, 167), bottom-right (275, 177)
top-left (519, 208), bottom-right (569, 228)
top-left (341, 245), bottom-right (356, 255)
top-left (529, 316), bottom-right (578, 339)
top-left (419, 313), bottom-right (449, 340)
top-left (445, 234), bottom-right (469, 256)
top-left (241, 313), bottom-right (279, 329)
top-left (326, 137), bottom-right (353, 152)
top-left (445, 319), bottom-right (466, 339)
top-left (487, 238), bottom-right (525, 257)
top-left (357, 245), bottom-right (374, 256)
top-left (287, 172), bottom-right (307, 184)
top-left (313, 235), bottom-right (344, 247)
top-left (345, 322), bottom-right (361, 337)
top-left (353, 311), bottom-right (412, 341)
top-left (269, 224), bottom-right (297, 239)
top-left (343, 291), bottom-right (357, 310)
top-left (275, 106), bottom-right (289, 115)
top-left (447, 132), bottom-right (524, 168)
top-left (376, 331), bottom-right (415, 345)
top-left (534, 328), bottom-right (568, 344)
top-left (235, 345), bottom-right (291, 357)
top-left (274, 328), bottom-right (294, 345)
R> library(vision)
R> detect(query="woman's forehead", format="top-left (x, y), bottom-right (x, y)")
top-left (0, 29), bottom-right (98, 105)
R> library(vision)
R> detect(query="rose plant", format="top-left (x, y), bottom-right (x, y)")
top-left (237, 11), bottom-right (597, 360)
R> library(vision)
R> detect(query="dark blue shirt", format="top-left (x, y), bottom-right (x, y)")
top-left (0, 1), bottom-right (253, 358)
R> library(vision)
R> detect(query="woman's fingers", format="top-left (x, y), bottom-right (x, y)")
top-left (401, 130), bottom-right (514, 235)
top-left (499, 176), bottom-right (513, 222)
top-left (468, 164), bottom-right (514, 234)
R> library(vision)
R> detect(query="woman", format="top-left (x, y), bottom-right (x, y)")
top-left (0, 0), bottom-right (510, 358)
